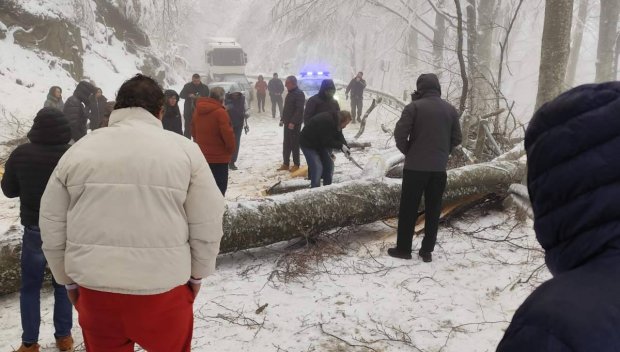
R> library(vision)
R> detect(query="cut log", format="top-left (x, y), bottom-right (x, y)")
top-left (354, 98), bottom-right (381, 139)
top-left (348, 141), bottom-right (372, 149)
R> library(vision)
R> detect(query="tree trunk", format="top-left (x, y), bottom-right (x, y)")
top-left (466, 3), bottom-right (478, 116)
top-left (565, 0), bottom-right (589, 87)
top-left (595, 0), bottom-right (620, 83)
top-left (535, 0), bottom-right (574, 110)
top-left (454, 0), bottom-right (468, 116)
top-left (433, 0), bottom-right (447, 74)
top-left (477, 0), bottom-right (497, 75)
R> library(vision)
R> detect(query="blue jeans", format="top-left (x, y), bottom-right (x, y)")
top-left (301, 147), bottom-right (334, 188)
top-left (20, 225), bottom-right (72, 343)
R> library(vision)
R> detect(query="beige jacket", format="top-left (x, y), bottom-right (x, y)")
top-left (40, 107), bottom-right (225, 294)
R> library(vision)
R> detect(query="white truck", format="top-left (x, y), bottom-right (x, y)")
top-left (204, 37), bottom-right (253, 102)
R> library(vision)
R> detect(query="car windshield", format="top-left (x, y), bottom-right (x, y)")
top-left (299, 79), bottom-right (323, 92)
top-left (210, 82), bottom-right (236, 92)
top-left (211, 48), bottom-right (244, 66)
top-left (221, 75), bottom-right (251, 89)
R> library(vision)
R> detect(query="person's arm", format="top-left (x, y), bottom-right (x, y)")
top-left (497, 324), bottom-right (572, 352)
top-left (40, 167), bottom-right (74, 285)
top-left (360, 79), bottom-right (367, 88)
top-left (179, 84), bottom-right (190, 100)
top-left (303, 97), bottom-right (316, 124)
top-left (394, 104), bottom-right (416, 155)
top-left (184, 144), bottom-right (225, 280)
top-left (1, 152), bottom-right (19, 198)
top-left (345, 79), bottom-right (353, 95)
top-left (219, 111), bottom-right (237, 154)
top-left (450, 112), bottom-right (463, 152)
top-left (292, 91), bottom-right (305, 126)
top-left (277, 80), bottom-right (285, 94)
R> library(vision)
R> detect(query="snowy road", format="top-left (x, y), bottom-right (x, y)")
top-left (0, 104), bottom-right (546, 351)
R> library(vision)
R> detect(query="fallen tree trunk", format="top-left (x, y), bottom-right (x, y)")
top-left (221, 159), bottom-right (526, 252)
top-left (0, 159), bottom-right (526, 295)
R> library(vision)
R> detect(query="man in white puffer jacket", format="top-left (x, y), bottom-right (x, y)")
top-left (40, 74), bottom-right (225, 352)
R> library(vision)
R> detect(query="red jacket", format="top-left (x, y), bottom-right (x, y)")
top-left (192, 97), bottom-right (236, 163)
top-left (255, 80), bottom-right (268, 94)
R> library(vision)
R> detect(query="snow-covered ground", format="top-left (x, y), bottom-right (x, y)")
top-left (0, 99), bottom-right (547, 351)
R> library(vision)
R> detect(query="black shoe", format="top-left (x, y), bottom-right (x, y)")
top-left (418, 251), bottom-right (432, 263)
top-left (357, 117), bottom-right (362, 123)
top-left (229, 163), bottom-right (238, 170)
top-left (387, 247), bottom-right (412, 260)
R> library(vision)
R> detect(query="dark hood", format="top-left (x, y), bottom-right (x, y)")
top-left (73, 81), bottom-right (97, 104)
top-left (525, 81), bottom-right (620, 275)
top-left (416, 73), bottom-right (441, 96)
top-left (27, 107), bottom-right (71, 145)
top-left (165, 89), bottom-right (180, 103)
top-left (318, 79), bottom-right (336, 98)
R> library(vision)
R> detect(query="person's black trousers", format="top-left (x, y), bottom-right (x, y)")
top-left (271, 95), bottom-right (283, 118)
top-left (283, 126), bottom-right (301, 166)
top-left (208, 163), bottom-right (229, 196)
top-left (350, 97), bottom-right (363, 120)
top-left (396, 169), bottom-right (447, 254)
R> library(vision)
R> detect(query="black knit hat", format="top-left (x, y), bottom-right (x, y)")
top-left (27, 107), bottom-right (71, 145)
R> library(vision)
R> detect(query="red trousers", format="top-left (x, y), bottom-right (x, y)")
top-left (76, 285), bottom-right (194, 352)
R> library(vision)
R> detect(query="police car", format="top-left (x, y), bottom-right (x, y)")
top-left (298, 71), bottom-right (339, 101)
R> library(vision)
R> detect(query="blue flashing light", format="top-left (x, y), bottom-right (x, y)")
top-left (300, 70), bottom-right (330, 78)
top-left (307, 71), bottom-right (313, 76)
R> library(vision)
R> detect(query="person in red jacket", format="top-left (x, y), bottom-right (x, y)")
top-left (192, 87), bottom-right (236, 195)
top-left (254, 75), bottom-right (268, 113)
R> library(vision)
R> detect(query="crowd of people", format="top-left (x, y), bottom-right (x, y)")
top-left (2, 70), bottom-right (619, 352)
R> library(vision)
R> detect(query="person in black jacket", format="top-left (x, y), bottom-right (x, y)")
top-left (345, 72), bottom-right (366, 123)
top-left (303, 79), bottom-right (340, 124)
top-left (268, 73), bottom-right (284, 119)
top-left (278, 76), bottom-right (305, 172)
top-left (496, 82), bottom-right (620, 352)
top-left (1, 108), bottom-right (74, 352)
top-left (300, 111), bottom-right (352, 187)
top-left (388, 73), bottom-right (462, 262)
top-left (225, 88), bottom-right (248, 170)
top-left (162, 90), bottom-right (182, 135)
top-left (179, 74), bottom-right (209, 139)
top-left (63, 81), bottom-right (97, 142)
top-left (87, 88), bottom-right (108, 131)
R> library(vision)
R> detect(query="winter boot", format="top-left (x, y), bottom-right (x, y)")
top-left (55, 335), bottom-right (74, 351)
top-left (289, 165), bottom-right (300, 172)
top-left (229, 162), bottom-right (238, 170)
top-left (418, 250), bottom-right (432, 263)
top-left (14, 343), bottom-right (40, 352)
top-left (387, 247), bottom-right (412, 260)
top-left (277, 164), bottom-right (290, 171)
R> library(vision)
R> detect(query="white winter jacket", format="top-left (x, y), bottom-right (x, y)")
top-left (40, 107), bottom-right (225, 294)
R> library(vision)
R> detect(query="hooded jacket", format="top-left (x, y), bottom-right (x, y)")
top-left (394, 73), bottom-right (462, 172)
top-left (43, 86), bottom-right (64, 111)
top-left (88, 93), bottom-right (108, 130)
top-left (300, 111), bottom-right (349, 150)
top-left (191, 97), bottom-right (236, 163)
top-left (225, 93), bottom-right (247, 129)
top-left (303, 79), bottom-right (340, 123)
top-left (281, 86), bottom-right (305, 126)
top-left (63, 81), bottom-right (97, 142)
top-left (39, 107), bottom-right (225, 294)
top-left (1, 108), bottom-right (71, 226)
top-left (496, 82), bottom-right (620, 352)
top-left (162, 90), bottom-right (183, 135)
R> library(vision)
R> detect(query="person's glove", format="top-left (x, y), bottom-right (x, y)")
top-left (341, 145), bottom-right (351, 157)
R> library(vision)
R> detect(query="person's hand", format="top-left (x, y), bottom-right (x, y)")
top-left (331, 153), bottom-right (336, 161)
top-left (279, 120), bottom-right (284, 127)
top-left (189, 282), bottom-right (201, 298)
top-left (288, 123), bottom-right (295, 130)
top-left (65, 285), bottom-right (79, 306)
top-left (346, 94), bottom-right (349, 100)
top-left (189, 94), bottom-right (196, 99)
top-left (341, 145), bottom-right (351, 157)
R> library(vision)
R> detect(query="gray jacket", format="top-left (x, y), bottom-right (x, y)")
top-left (394, 74), bottom-right (462, 171)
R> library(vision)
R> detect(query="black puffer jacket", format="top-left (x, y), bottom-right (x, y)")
top-left (1, 108), bottom-right (71, 226)
top-left (300, 111), bottom-right (348, 150)
top-left (63, 81), bottom-right (96, 142)
top-left (162, 90), bottom-right (182, 135)
top-left (88, 93), bottom-right (108, 130)
top-left (496, 82), bottom-right (620, 352)
top-left (303, 79), bottom-right (340, 123)
top-left (394, 73), bottom-right (462, 171)
top-left (281, 87), bottom-right (305, 126)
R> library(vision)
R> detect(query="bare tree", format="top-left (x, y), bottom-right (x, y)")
top-left (433, 0), bottom-right (448, 74)
top-left (535, 0), bottom-right (574, 110)
top-left (565, 0), bottom-right (590, 87)
top-left (454, 0), bottom-right (468, 116)
top-left (595, 0), bottom-right (620, 83)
